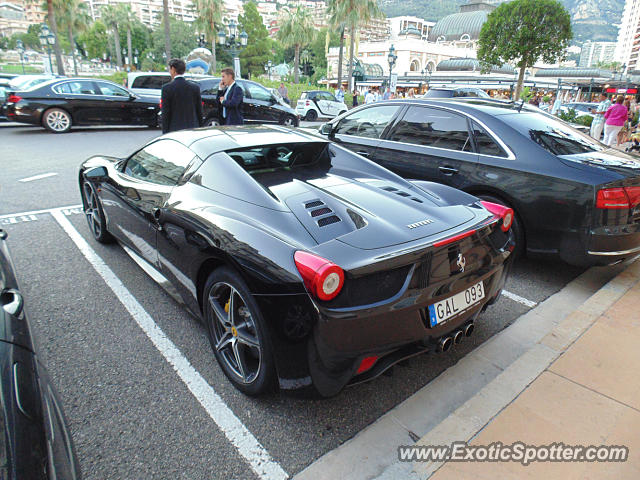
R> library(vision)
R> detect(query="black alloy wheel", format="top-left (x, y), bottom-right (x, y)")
top-left (281, 114), bottom-right (297, 126)
top-left (82, 181), bottom-right (112, 243)
top-left (203, 267), bottom-right (275, 395)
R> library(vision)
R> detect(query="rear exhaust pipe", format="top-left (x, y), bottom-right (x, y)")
top-left (464, 322), bottom-right (475, 337)
top-left (438, 336), bottom-right (453, 353)
top-left (453, 330), bottom-right (464, 345)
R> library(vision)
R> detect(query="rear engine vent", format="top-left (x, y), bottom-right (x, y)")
top-left (305, 200), bottom-right (324, 209)
top-left (382, 186), bottom-right (398, 192)
top-left (318, 215), bottom-right (341, 227)
top-left (396, 191), bottom-right (411, 197)
top-left (311, 207), bottom-right (332, 217)
top-left (411, 197), bottom-right (424, 203)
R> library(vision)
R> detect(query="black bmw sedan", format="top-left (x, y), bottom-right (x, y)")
top-left (4, 78), bottom-right (160, 133)
top-left (318, 99), bottom-right (640, 266)
top-left (79, 125), bottom-right (514, 397)
top-left (0, 228), bottom-right (82, 479)
top-left (195, 77), bottom-right (299, 127)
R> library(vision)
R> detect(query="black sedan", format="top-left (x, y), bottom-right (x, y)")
top-left (318, 98), bottom-right (640, 266)
top-left (0, 228), bottom-right (82, 479)
top-left (195, 77), bottom-right (299, 127)
top-left (4, 78), bottom-right (160, 133)
top-left (79, 126), bottom-right (513, 397)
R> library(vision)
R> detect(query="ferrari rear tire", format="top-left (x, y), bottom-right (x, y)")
top-left (82, 181), bottom-right (113, 243)
top-left (478, 194), bottom-right (525, 258)
top-left (305, 109), bottom-right (318, 122)
top-left (203, 267), bottom-right (276, 395)
top-left (43, 108), bottom-right (72, 133)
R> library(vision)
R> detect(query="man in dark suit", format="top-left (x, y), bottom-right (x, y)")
top-left (161, 59), bottom-right (203, 134)
top-left (218, 68), bottom-right (244, 125)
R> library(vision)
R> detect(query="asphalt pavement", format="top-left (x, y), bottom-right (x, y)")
top-left (0, 123), bottom-right (597, 479)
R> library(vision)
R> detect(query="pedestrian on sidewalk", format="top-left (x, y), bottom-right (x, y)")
top-left (603, 95), bottom-right (628, 146)
top-left (352, 89), bottom-right (359, 109)
top-left (218, 68), bottom-right (244, 125)
top-left (335, 85), bottom-right (345, 104)
top-left (589, 93), bottom-right (611, 142)
top-left (161, 58), bottom-right (202, 134)
top-left (278, 83), bottom-right (290, 105)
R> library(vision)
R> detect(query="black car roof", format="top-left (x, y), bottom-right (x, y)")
top-left (162, 125), bottom-right (327, 158)
top-left (375, 98), bottom-right (539, 117)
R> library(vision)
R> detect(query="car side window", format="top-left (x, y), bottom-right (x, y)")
top-left (132, 75), bottom-right (170, 89)
top-left (54, 81), bottom-right (97, 95)
top-left (334, 105), bottom-right (400, 139)
top-left (471, 121), bottom-right (507, 157)
top-left (123, 140), bottom-right (196, 186)
top-left (201, 79), bottom-right (221, 95)
top-left (96, 82), bottom-right (129, 97)
top-left (246, 83), bottom-right (271, 102)
top-left (388, 106), bottom-right (472, 152)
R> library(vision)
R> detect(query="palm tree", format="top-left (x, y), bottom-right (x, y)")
top-left (53, 0), bottom-right (90, 75)
top-left (44, 0), bottom-right (65, 75)
top-left (277, 7), bottom-right (316, 84)
top-left (101, 5), bottom-right (123, 67)
top-left (194, 0), bottom-right (224, 73)
top-left (163, 0), bottom-right (171, 60)
top-left (327, 0), bottom-right (346, 88)
top-left (116, 4), bottom-right (135, 71)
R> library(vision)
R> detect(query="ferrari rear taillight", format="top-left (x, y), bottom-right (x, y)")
top-left (294, 251), bottom-right (344, 301)
top-left (433, 229), bottom-right (477, 247)
top-left (356, 356), bottom-right (378, 375)
top-left (596, 187), bottom-right (640, 209)
top-left (480, 201), bottom-right (514, 232)
top-left (7, 94), bottom-right (21, 103)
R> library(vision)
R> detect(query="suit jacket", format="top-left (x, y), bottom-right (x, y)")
top-left (220, 83), bottom-right (244, 125)
top-left (161, 77), bottom-right (203, 134)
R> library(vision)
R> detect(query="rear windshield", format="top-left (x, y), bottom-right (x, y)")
top-left (226, 142), bottom-right (330, 174)
top-left (423, 90), bottom-right (451, 98)
top-left (131, 75), bottom-right (171, 89)
top-left (506, 112), bottom-right (604, 156)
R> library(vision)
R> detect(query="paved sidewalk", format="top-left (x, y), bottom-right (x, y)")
top-left (419, 259), bottom-right (640, 479)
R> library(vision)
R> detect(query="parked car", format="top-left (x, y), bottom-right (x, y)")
top-left (78, 126), bottom-right (514, 397)
top-left (196, 77), bottom-right (299, 126)
top-left (558, 102), bottom-right (598, 118)
top-left (0, 228), bottom-right (82, 479)
top-left (127, 71), bottom-right (209, 97)
top-left (0, 77), bottom-right (10, 121)
top-left (4, 77), bottom-right (160, 133)
top-left (8, 74), bottom-right (58, 91)
top-left (317, 98), bottom-right (640, 266)
top-left (423, 87), bottom-right (490, 99)
top-left (296, 90), bottom-right (348, 121)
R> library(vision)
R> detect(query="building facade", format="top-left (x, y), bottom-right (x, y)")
top-left (579, 41), bottom-right (616, 68)
top-left (0, 2), bottom-right (28, 36)
top-left (616, 0), bottom-right (640, 70)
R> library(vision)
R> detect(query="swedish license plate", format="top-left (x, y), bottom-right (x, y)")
top-left (427, 281), bottom-right (485, 327)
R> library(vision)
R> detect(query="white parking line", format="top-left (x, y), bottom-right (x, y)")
top-left (50, 209), bottom-right (289, 480)
top-left (18, 172), bottom-right (59, 183)
top-left (0, 204), bottom-right (82, 220)
top-left (501, 290), bottom-right (538, 308)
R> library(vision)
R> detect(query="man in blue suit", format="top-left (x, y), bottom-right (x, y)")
top-left (161, 59), bottom-right (202, 133)
top-left (219, 68), bottom-right (244, 125)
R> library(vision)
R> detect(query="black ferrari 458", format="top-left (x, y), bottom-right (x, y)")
top-left (79, 126), bottom-right (514, 397)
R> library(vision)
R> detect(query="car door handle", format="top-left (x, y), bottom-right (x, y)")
top-left (356, 151), bottom-right (371, 157)
top-left (1, 289), bottom-right (24, 317)
top-left (439, 166), bottom-right (458, 175)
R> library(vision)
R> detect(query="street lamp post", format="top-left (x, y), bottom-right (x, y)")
top-left (134, 48), bottom-right (139, 70)
top-left (38, 24), bottom-right (56, 75)
top-left (218, 19), bottom-right (248, 78)
top-left (16, 40), bottom-right (25, 74)
top-left (387, 44), bottom-right (397, 93)
top-left (264, 59), bottom-right (273, 81)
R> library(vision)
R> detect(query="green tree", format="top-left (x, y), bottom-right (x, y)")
top-left (52, 0), bottom-right (90, 75)
top-left (44, 0), bottom-right (65, 74)
top-left (478, 0), bottom-right (572, 101)
top-left (276, 7), bottom-right (315, 83)
top-left (194, 0), bottom-right (224, 73)
top-left (151, 17), bottom-right (195, 61)
top-left (238, 1), bottom-right (272, 78)
top-left (101, 5), bottom-right (123, 67)
top-left (327, 0), bottom-right (346, 87)
top-left (77, 21), bottom-right (109, 60)
top-left (345, 0), bottom-right (382, 90)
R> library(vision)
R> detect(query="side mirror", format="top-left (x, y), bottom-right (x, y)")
top-left (85, 166), bottom-right (109, 182)
top-left (129, 93), bottom-right (138, 100)
top-left (320, 123), bottom-right (334, 136)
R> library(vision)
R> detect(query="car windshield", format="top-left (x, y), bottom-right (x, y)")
top-left (506, 112), bottom-right (604, 156)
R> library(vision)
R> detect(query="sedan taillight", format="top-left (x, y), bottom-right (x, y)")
top-left (7, 94), bottom-right (21, 103)
top-left (159, 99), bottom-right (162, 109)
top-left (596, 187), bottom-right (640, 209)
top-left (294, 251), bottom-right (344, 301)
top-left (480, 201), bottom-right (514, 232)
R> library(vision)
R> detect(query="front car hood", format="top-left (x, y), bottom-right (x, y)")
top-left (558, 149), bottom-right (640, 178)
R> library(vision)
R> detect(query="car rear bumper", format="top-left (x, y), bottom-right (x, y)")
top-left (556, 224), bottom-right (640, 266)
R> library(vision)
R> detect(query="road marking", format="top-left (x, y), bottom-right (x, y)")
top-left (0, 204), bottom-right (82, 220)
top-left (0, 214), bottom-right (39, 226)
top-left (50, 209), bottom-right (288, 480)
top-left (18, 172), bottom-right (58, 183)
top-left (502, 290), bottom-right (537, 308)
